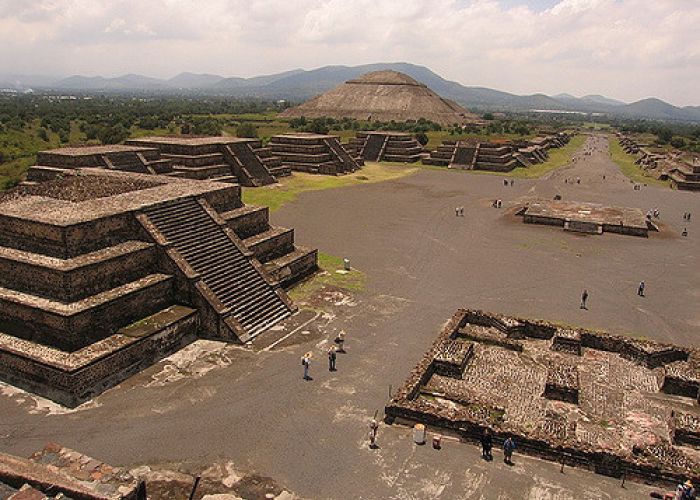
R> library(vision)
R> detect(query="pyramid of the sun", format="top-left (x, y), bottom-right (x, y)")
top-left (280, 70), bottom-right (479, 126)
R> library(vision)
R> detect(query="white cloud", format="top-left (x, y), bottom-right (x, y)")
top-left (0, 0), bottom-right (697, 105)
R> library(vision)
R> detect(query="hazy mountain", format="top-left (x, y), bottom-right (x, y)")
top-left (53, 73), bottom-right (168, 90)
top-left (16, 63), bottom-right (700, 122)
top-left (580, 94), bottom-right (625, 107)
top-left (0, 73), bottom-right (58, 90)
top-left (168, 72), bottom-right (225, 88)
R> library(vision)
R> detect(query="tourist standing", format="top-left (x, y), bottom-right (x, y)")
top-left (328, 346), bottom-right (337, 372)
top-left (580, 289), bottom-right (589, 309)
top-left (503, 436), bottom-right (516, 465)
top-left (335, 331), bottom-right (346, 353)
top-left (369, 418), bottom-right (379, 449)
top-left (638, 281), bottom-right (645, 297)
top-left (480, 428), bottom-right (493, 461)
top-left (683, 228), bottom-right (688, 237)
top-left (302, 352), bottom-right (312, 380)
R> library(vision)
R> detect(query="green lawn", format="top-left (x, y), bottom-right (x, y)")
top-left (288, 252), bottom-right (367, 303)
top-left (607, 135), bottom-right (669, 187)
top-left (242, 161), bottom-right (418, 212)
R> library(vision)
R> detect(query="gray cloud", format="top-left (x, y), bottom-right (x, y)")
top-left (0, 0), bottom-right (698, 105)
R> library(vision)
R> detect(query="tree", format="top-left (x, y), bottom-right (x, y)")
top-left (37, 128), bottom-right (49, 141)
top-left (236, 122), bottom-right (258, 138)
top-left (657, 127), bottom-right (673, 144)
top-left (97, 124), bottom-right (129, 145)
top-left (670, 137), bottom-right (686, 149)
top-left (482, 112), bottom-right (495, 121)
top-left (415, 132), bottom-right (429, 146)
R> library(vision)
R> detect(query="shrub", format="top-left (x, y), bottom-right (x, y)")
top-left (236, 122), bottom-right (258, 138)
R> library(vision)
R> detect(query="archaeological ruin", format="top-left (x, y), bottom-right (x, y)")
top-left (423, 133), bottom-right (569, 171)
top-left (126, 135), bottom-right (289, 186)
top-left (517, 199), bottom-right (652, 236)
top-left (35, 136), bottom-right (290, 188)
top-left (385, 309), bottom-right (700, 485)
top-left (344, 131), bottom-right (422, 163)
top-left (0, 167), bottom-right (317, 407)
top-left (269, 133), bottom-right (360, 175)
top-left (280, 70), bottom-right (481, 126)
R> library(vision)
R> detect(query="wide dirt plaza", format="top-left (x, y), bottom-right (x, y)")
top-left (2, 134), bottom-right (699, 499)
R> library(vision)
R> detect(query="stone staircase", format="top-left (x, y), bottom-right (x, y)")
top-left (323, 137), bottom-right (360, 173)
top-left (361, 133), bottom-right (387, 161)
top-left (141, 198), bottom-right (293, 341)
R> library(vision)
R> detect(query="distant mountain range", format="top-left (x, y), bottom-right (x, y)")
top-left (2, 63), bottom-right (699, 123)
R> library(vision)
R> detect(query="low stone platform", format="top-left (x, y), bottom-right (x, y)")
top-left (0, 168), bottom-right (317, 406)
top-left (385, 309), bottom-right (700, 486)
top-left (126, 135), bottom-right (289, 186)
top-left (519, 199), bottom-right (650, 237)
top-left (269, 133), bottom-right (360, 175)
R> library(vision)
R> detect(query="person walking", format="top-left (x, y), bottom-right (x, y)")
top-left (480, 428), bottom-right (493, 461)
top-left (301, 352), bottom-right (312, 380)
top-left (328, 346), bottom-right (337, 372)
top-left (638, 281), bottom-right (645, 297)
top-left (580, 289), bottom-right (589, 309)
top-left (503, 436), bottom-right (516, 465)
top-left (455, 207), bottom-right (459, 217)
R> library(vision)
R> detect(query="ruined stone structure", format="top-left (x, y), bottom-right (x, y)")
top-left (269, 133), bottom-right (360, 175)
top-left (0, 169), bottom-right (317, 406)
top-left (0, 443), bottom-right (142, 499)
top-left (344, 131), bottom-right (422, 163)
top-left (423, 141), bottom-right (522, 171)
top-left (518, 199), bottom-right (652, 237)
top-left (36, 137), bottom-right (289, 189)
top-left (669, 157), bottom-right (700, 191)
top-left (126, 136), bottom-right (289, 187)
top-left (423, 134), bottom-right (568, 171)
top-left (280, 70), bottom-right (480, 126)
top-left (385, 309), bottom-right (700, 485)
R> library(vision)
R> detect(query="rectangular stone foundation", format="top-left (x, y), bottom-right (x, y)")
top-left (385, 309), bottom-right (700, 486)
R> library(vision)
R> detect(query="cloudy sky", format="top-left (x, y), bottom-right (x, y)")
top-left (1, 0), bottom-right (698, 105)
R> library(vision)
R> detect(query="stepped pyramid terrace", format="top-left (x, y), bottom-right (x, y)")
top-left (126, 135), bottom-right (290, 186)
top-left (669, 156), bottom-right (700, 191)
top-left (280, 70), bottom-right (481, 126)
top-left (0, 168), bottom-right (316, 407)
top-left (344, 131), bottom-right (423, 163)
top-left (269, 133), bottom-right (360, 175)
top-left (35, 136), bottom-right (289, 188)
top-left (423, 133), bottom-right (570, 170)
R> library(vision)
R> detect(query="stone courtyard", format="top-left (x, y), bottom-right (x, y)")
top-left (1, 134), bottom-right (699, 499)
top-left (387, 309), bottom-right (700, 484)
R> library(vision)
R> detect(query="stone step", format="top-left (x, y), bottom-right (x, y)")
top-left (243, 226), bottom-right (294, 263)
top-left (163, 152), bottom-right (225, 167)
top-left (171, 164), bottom-right (232, 180)
top-left (221, 205), bottom-right (270, 240)
top-left (264, 246), bottom-right (318, 288)
top-left (0, 273), bottom-right (174, 351)
top-left (0, 304), bottom-right (198, 407)
top-left (0, 241), bottom-right (157, 302)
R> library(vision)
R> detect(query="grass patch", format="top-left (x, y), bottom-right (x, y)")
top-left (607, 136), bottom-right (669, 187)
top-left (288, 252), bottom-right (367, 302)
top-left (242, 161), bottom-right (418, 212)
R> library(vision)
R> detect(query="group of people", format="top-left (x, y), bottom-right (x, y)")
top-left (503, 179), bottom-right (514, 187)
top-left (301, 331), bottom-right (345, 381)
top-left (455, 206), bottom-right (465, 217)
top-left (646, 207), bottom-right (661, 219)
top-left (480, 428), bottom-right (516, 465)
top-left (664, 479), bottom-right (696, 499)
